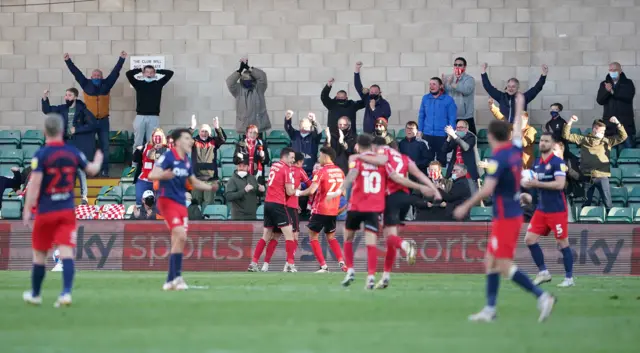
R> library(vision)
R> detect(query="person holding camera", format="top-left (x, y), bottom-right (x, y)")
top-left (132, 190), bottom-right (159, 220)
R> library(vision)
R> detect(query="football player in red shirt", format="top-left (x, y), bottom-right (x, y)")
top-left (22, 114), bottom-right (103, 307)
top-left (454, 93), bottom-right (556, 323)
top-left (148, 129), bottom-right (219, 291)
top-left (298, 146), bottom-right (346, 272)
top-left (328, 134), bottom-right (433, 289)
top-left (248, 148), bottom-right (298, 272)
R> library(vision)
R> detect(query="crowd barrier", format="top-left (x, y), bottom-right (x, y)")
top-left (1, 221), bottom-right (639, 275)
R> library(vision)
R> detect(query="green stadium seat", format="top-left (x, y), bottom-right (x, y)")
top-left (610, 167), bottom-right (622, 186)
top-left (0, 130), bottom-right (21, 147)
top-left (96, 185), bottom-right (123, 204)
top-left (579, 206), bottom-right (606, 223)
top-left (22, 145), bottom-right (40, 162)
top-left (568, 201), bottom-right (576, 223)
top-left (124, 204), bottom-right (136, 220)
top-left (583, 128), bottom-right (592, 135)
top-left (0, 165), bottom-right (18, 178)
top-left (628, 186), bottom-right (640, 203)
top-left (616, 148), bottom-right (640, 165)
top-left (21, 130), bottom-right (44, 146)
top-left (267, 130), bottom-right (290, 145)
top-left (218, 145), bottom-right (235, 164)
top-left (1, 198), bottom-right (22, 219)
top-left (224, 130), bottom-right (240, 144)
top-left (610, 186), bottom-right (628, 207)
top-left (569, 127), bottom-right (582, 135)
top-left (621, 165), bottom-right (640, 184)
top-left (606, 207), bottom-right (633, 223)
top-left (477, 129), bottom-right (488, 144)
top-left (203, 204), bottom-right (228, 220)
top-left (256, 204), bottom-right (264, 220)
top-left (120, 166), bottom-right (136, 182)
top-left (469, 206), bottom-right (492, 221)
top-left (0, 149), bottom-right (23, 165)
top-left (122, 185), bottom-right (137, 202)
top-left (395, 129), bottom-right (406, 141)
top-left (387, 129), bottom-right (396, 138)
top-left (270, 147), bottom-right (283, 161)
top-left (633, 208), bottom-right (640, 223)
top-left (481, 148), bottom-right (493, 160)
top-left (220, 164), bottom-right (235, 182)
top-left (569, 145), bottom-right (580, 158)
top-left (109, 131), bottom-right (129, 145)
top-left (610, 148), bottom-right (618, 166)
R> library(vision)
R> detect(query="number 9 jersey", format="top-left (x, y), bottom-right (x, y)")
top-left (348, 152), bottom-right (388, 213)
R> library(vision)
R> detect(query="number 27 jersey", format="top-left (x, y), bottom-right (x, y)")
top-left (348, 154), bottom-right (387, 213)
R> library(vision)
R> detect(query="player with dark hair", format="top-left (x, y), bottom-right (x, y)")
top-left (355, 136), bottom-right (439, 289)
top-left (23, 113), bottom-right (103, 307)
top-left (454, 93), bottom-right (556, 323)
top-left (248, 147), bottom-right (298, 272)
top-left (521, 132), bottom-right (574, 288)
top-left (148, 128), bottom-right (219, 291)
top-left (298, 146), bottom-right (346, 272)
top-left (329, 134), bottom-right (434, 289)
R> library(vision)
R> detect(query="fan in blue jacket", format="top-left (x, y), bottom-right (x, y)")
top-left (418, 77), bottom-right (457, 166)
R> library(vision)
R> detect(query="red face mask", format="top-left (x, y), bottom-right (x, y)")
top-left (429, 169), bottom-right (440, 180)
top-left (454, 67), bottom-right (465, 76)
top-left (152, 134), bottom-right (163, 145)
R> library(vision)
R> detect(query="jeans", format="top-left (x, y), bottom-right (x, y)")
top-left (135, 179), bottom-right (154, 206)
top-left (77, 168), bottom-right (88, 199)
top-left (424, 135), bottom-right (448, 166)
top-left (96, 117), bottom-right (110, 173)
top-left (583, 177), bottom-right (612, 209)
top-left (133, 115), bottom-right (159, 148)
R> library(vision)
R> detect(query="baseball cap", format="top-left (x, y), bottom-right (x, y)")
top-left (142, 190), bottom-right (154, 199)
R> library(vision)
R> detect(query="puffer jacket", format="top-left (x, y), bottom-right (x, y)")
top-left (562, 123), bottom-right (627, 178)
top-left (418, 93), bottom-right (457, 137)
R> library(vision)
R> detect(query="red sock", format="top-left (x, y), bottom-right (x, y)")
top-left (285, 240), bottom-right (295, 264)
top-left (264, 239), bottom-right (278, 263)
top-left (252, 238), bottom-right (267, 263)
top-left (384, 236), bottom-right (398, 273)
top-left (367, 245), bottom-right (377, 276)
top-left (344, 241), bottom-right (354, 269)
top-left (310, 239), bottom-right (326, 267)
top-left (328, 238), bottom-right (344, 262)
top-left (387, 235), bottom-right (403, 248)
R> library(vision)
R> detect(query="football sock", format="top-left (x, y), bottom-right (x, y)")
top-left (174, 253), bottom-right (183, 278)
top-left (328, 238), bottom-right (344, 262)
top-left (31, 264), bottom-right (45, 297)
top-left (527, 243), bottom-right (547, 271)
top-left (510, 267), bottom-right (543, 298)
top-left (167, 254), bottom-right (177, 282)
top-left (560, 246), bottom-right (573, 278)
top-left (61, 259), bottom-right (75, 294)
top-left (387, 235), bottom-right (403, 249)
top-left (384, 236), bottom-right (398, 273)
top-left (252, 238), bottom-right (267, 263)
top-left (285, 240), bottom-right (295, 264)
top-left (264, 239), bottom-right (278, 263)
top-left (310, 239), bottom-right (326, 267)
top-left (344, 241), bottom-right (354, 269)
top-left (486, 273), bottom-right (500, 308)
top-left (366, 245), bottom-right (377, 276)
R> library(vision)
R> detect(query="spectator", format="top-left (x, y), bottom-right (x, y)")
top-left (481, 63), bottom-right (548, 123)
top-left (442, 120), bottom-right (479, 181)
top-left (126, 65), bottom-right (174, 152)
top-left (489, 99), bottom-right (537, 169)
top-left (373, 117), bottom-right (394, 145)
top-left (399, 121), bottom-right (430, 173)
top-left (325, 117), bottom-right (356, 174)
top-left (427, 161), bottom-right (452, 193)
top-left (225, 160), bottom-right (264, 220)
top-left (597, 62), bottom-right (636, 148)
top-left (64, 51), bottom-right (126, 176)
top-left (354, 61), bottom-right (391, 133)
top-left (186, 192), bottom-right (204, 220)
top-left (233, 125), bottom-right (269, 183)
top-left (226, 58), bottom-right (271, 135)
top-left (439, 164), bottom-right (474, 220)
top-left (131, 190), bottom-right (159, 220)
top-left (443, 57), bottom-right (477, 134)
top-left (0, 167), bottom-right (21, 212)
top-left (135, 128), bottom-right (168, 206)
top-left (42, 88), bottom-right (96, 205)
top-left (418, 77), bottom-right (457, 166)
top-left (191, 116), bottom-right (226, 209)
top-left (321, 78), bottom-right (365, 132)
top-left (545, 103), bottom-right (567, 144)
top-left (563, 116), bottom-right (627, 210)
top-left (285, 111), bottom-right (322, 177)
top-left (553, 140), bottom-right (583, 199)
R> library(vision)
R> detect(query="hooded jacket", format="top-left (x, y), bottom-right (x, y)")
top-left (596, 72), bottom-right (636, 136)
top-left (481, 73), bottom-right (546, 123)
top-left (562, 123), bottom-right (627, 178)
top-left (226, 68), bottom-right (271, 133)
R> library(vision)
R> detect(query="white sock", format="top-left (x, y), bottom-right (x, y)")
top-left (401, 240), bottom-right (410, 253)
top-left (382, 272), bottom-right (390, 280)
top-left (367, 275), bottom-right (375, 282)
top-left (347, 268), bottom-right (355, 276)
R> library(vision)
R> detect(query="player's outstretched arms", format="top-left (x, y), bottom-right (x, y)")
top-left (356, 152), bottom-right (388, 166)
top-left (453, 177), bottom-right (498, 220)
top-left (407, 162), bottom-right (440, 198)
top-left (511, 92), bottom-right (525, 144)
top-left (84, 150), bottom-right (103, 177)
top-left (328, 169), bottom-right (357, 200)
top-left (297, 182), bottom-right (319, 197)
top-left (285, 182), bottom-right (296, 196)
top-left (148, 166), bottom-right (174, 181)
top-left (389, 172), bottom-right (429, 196)
top-left (189, 176), bottom-right (219, 192)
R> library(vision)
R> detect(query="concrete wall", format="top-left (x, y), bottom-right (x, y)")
top-left (0, 0), bottom-right (639, 133)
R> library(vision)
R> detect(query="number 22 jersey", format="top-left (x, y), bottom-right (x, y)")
top-left (348, 152), bottom-right (388, 213)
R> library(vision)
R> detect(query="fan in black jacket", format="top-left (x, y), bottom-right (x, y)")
top-left (321, 78), bottom-right (365, 132)
top-left (597, 63), bottom-right (636, 145)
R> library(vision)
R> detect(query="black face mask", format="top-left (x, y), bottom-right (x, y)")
top-left (335, 98), bottom-right (347, 104)
top-left (65, 99), bottom-right (74, 107)
top-left (144, 197), bottom-right (155, 207)
top-left (369, 94), bottom-right (379, 100)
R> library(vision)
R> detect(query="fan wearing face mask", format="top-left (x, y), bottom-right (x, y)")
top-left (41, 88), bottom-right (98, 205)
top-left (226, 57), bottom-right (272, 136)
top-left (320, 78), bottom-right (365, 133)
top-left (544, 103), bottom-right (567, 144)
top-left (135, 128), bottom-right (168, 207)
top-left (354, 61), bottom-right (392, 133)
top-left (563, 115), bottom-right (628, 210)
top-left (225, 160), bottom-right (264, 221)
top-left (132, 190), bottom-right (159, 220)
top-left (597, 62), bottom-right (636, 149)
top-left (284, 111), bottom-right (323, 177)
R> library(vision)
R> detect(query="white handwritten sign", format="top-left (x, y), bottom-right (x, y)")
top-left (130, 56), bottom-right (165, 80)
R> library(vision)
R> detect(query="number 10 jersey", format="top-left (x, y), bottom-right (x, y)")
top-left (347, 152), bottom-right (388, 213)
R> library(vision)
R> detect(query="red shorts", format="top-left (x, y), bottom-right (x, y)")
top-left (157, 197), bottom-right (188, 231)
top-left (528, 211), bottom-right (568, 240)
top-left (488, 217), bottom-right (523, 260)
top-left (32, 210), bottom-right (77, 252)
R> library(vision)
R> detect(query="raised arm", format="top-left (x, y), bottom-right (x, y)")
top-left (523, 65), bottom-right (548, 103)
top-left (126, 68), bottom-right (142, 87)
top-left (480, 70), bottom-right (503, 101)
top-left (102, 53), bottom-right (127, 91)
top-left (226, 71), bottom-right (241, 98)
top-left (562, 116), bottom-right (586, 145)
top-left (321, 82), bottom-right (333, 109)
top-left (607, 117), bottom-right (628, 147)
top-left (84, 150), bottom-right (103, 177)
top-left (249, 67), bottom-right (268, 95)
top-left (64, 54), bottom-right (88, 87)
top-left (156, 69), bottom-right (174, 86)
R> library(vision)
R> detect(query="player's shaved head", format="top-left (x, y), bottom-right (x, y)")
top-left (319, 146), bottom-right (336, 164)
top-left (44, 113), bottom-right (64, 139)
top-left (356, 134), bottom-right (373, 152)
